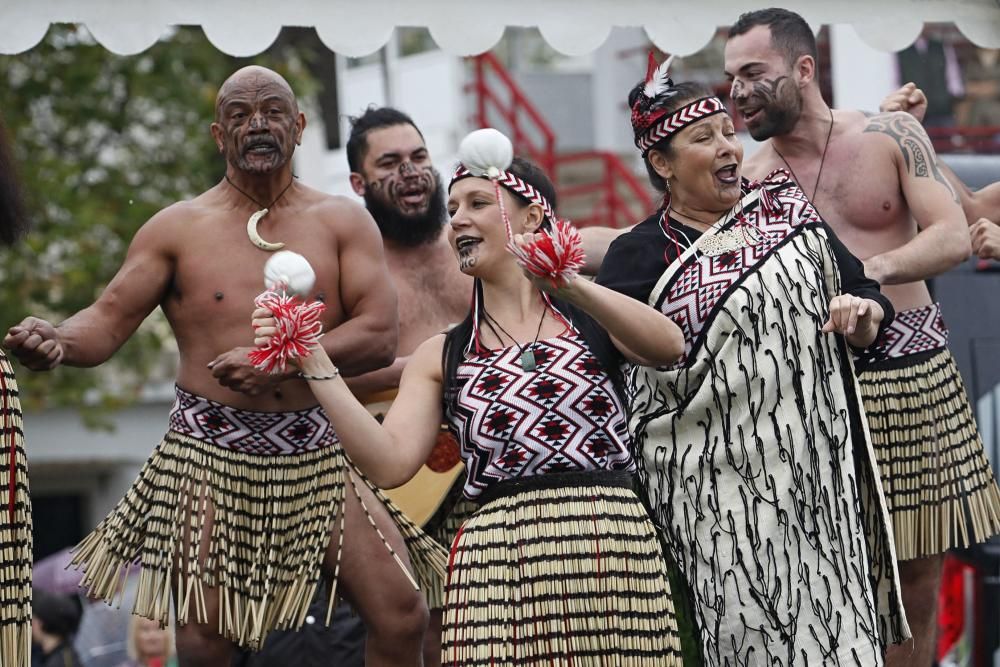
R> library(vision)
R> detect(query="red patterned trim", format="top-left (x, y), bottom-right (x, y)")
top-left (168, 386), bottom-right (338, 455)
top-left (656, 175), bottom-right (819, 367)
top-left (868, 302), bottom-right (948, 361)
top-left (450, 165), bottom-right (556, 223)
top-left (636, 96), bottom-right (726, 155)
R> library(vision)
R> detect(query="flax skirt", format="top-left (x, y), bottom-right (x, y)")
top-left (442, 471), bottom-right (683, 666)
top-left (70, 431), bottom-right (446, 650)
top-left (858, 348), bottom-right (1000, 560)
top-left (0, 351), bottom-right (30, 667)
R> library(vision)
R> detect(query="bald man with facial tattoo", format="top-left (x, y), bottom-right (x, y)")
top-left (5, 66), bottom-right (445, 667)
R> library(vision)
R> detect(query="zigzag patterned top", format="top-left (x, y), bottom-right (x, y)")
top-left (169, 386), bottom-right (338, 455)
top-left (445, 329), bottom-right (635, 500)
top-left (654, 171), bottom-right (825, 367)
top-left (863, 301), bottom-right (949, 362)
top-left (635, 96), bottom-right (726, 154)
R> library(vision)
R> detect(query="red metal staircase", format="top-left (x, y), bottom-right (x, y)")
top-left (468, 52), bottom-right (654, 229)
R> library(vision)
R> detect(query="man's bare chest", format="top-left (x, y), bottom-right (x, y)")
top-left (751, 142), bottom-right (904, 234)
top-left (390, 252), bottom-right (469, 341)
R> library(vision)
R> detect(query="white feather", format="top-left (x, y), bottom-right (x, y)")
top-left (643, 54), bottom-right (675, 99)
top-left (264, 251), bottom-right (316, 297)
top-left (457, 128), bottom-right (514, 178)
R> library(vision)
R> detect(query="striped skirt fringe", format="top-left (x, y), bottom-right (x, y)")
top-left (0, 351), bottom-right (31, 667)
top-left (859, 348), bottom-right (1000, 560)
top-left (70, 431), bottom-right (446, 650)
top-left (442, 473), bottom-right (683, 666)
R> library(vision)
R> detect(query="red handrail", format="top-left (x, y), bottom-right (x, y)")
top-left (470, 53), bottom-right (557, 176)
top-left (555, 151), bottom-right (655, 229)
top-left (468, 53), bottom-right (654, 229)
top-left (928, 126), bottom-right (1000, 154)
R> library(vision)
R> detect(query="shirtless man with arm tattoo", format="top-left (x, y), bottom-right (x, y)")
top-left (725, 10), bottom-right (1000, 666)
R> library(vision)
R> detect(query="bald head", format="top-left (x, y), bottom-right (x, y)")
top-left (211, 65), bottom-right (305, 175)
top-left (215, 66), bottom-right (298, 121)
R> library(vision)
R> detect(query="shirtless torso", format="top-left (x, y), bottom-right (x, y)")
top-left (344, 117), bottom-right (472, 398)
top-left (743, 108), bottom-right (965, 313)
top-left (385, 235), bottom-right (469, 363)
top-left (159, 181), bottom-right (394, 410)
top-left (4, 67), bottom-right (436, 667)
top-left (726, 17), bottom-right (979, 667)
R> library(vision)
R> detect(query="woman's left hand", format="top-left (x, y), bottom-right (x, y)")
top-left (509, 232), bottom-right (578, 297)
top-left (821, 295), bottom-right (884, 347)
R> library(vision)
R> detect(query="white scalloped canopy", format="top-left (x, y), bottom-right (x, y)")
top-left (2, 0), bottom-right (998, 56)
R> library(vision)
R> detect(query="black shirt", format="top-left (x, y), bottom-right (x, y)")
top-left (597, 210), bottom-right (894, 339)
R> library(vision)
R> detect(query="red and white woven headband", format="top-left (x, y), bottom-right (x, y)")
top-left (635, 96), bottom-right (726, 155)
top-left (450, 164), bottom-right (557, 224)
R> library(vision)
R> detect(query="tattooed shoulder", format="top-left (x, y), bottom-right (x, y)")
top-left (863, 112), bottom-right (959, 204)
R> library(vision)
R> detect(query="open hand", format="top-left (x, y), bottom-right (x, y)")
top-left (3, 317), bottom-right (64, 370)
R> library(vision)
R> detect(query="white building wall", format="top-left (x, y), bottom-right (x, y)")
top-left (26, 400), bottom-right (172, 529)
top-left (830, 25), bottom-right (898, 112)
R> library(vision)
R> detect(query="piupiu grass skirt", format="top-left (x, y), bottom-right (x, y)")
top-left (0, 351), bottom-right (31, 667)
top-left (71, 422), bottom-right (446, 650)
top-left (858, 348), bottom-right (1000, 559)
top-left (442, 471), bottom-right (683, 666)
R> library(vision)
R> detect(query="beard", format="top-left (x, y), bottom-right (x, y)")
top-left (742, 77), bottom-right (803, 141)
top-left (363, 170), bottom-right (448, 247)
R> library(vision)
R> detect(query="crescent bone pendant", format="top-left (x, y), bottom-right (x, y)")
top-left (246, 208), bottom-right (285, 251)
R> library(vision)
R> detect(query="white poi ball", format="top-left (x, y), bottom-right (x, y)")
top-left (457, 128), bottom-right (514, 179)
top-left (264, 251), bottom-right (316, 297)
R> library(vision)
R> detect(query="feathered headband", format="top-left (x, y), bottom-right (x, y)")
top-left (630, 51), bottom-right (726, 156)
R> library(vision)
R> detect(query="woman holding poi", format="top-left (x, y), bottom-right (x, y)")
top-left (254, 129), bottom-right (686, 665)
top-left (595, 55), bottom-right (911, 664)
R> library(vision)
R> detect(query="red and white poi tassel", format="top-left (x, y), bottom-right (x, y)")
top-left (248, 288), bottom-right (326, 374)
top-left (507, 218), bottom-right (586, 289)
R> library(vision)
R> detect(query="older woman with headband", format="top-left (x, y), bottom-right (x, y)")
top-left (254, 132), bottom-right (686, 665)
top-left (595, 58), bottom-right (911, 665)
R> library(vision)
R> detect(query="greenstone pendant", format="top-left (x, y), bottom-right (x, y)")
top-left (519, 347), bottom-right (537, 371)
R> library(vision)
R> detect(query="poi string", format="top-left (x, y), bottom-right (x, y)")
top-left (488, 174), bottom-right (584, 289)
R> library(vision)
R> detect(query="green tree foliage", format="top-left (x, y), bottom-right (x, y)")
top-left (0, 25), bottom-right (318, 421)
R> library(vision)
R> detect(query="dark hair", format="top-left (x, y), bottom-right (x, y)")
top-left (451, 155), bottom-right (559, 215)
top-left (346, 106), bottom-right (425, 173)
top-left (442, 156), bottom-right (625, 408)
top-left (729, 8), bottom-right (818, 65)
top-left (32, 590), bottom-right (83, 638)
top-left (0, 115), bottom-right (28, 246)
top-left (627, 81), bottom-right (714, 192)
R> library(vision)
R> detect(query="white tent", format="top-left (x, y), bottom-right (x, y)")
top-left (3, 0), bottom-right (999, 58)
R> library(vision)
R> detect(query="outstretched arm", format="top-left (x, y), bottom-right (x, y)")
top-left (255, 313), bottom-right (444, 489)
top-left (861, 112), bottom-right (971, 285)
top-left (4, 209), bottom-right (174, 369)
top-left (513, 233), bottom-right (684, 366)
